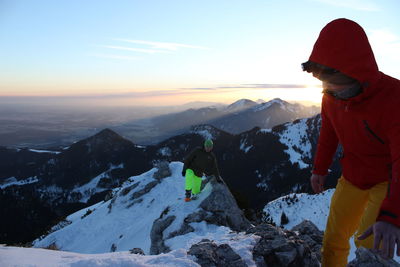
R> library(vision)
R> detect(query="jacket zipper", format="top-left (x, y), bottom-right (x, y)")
top-left (363, 120), bottom-right (385, 144)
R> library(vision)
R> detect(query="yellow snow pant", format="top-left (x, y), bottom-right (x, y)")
top-left (185, 169), bottom-right (202, 195)
top-left (322, 176), bottom-right (388, 267)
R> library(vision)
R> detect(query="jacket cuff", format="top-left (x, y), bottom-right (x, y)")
top-left (377, 202), bottom-right (400, 227)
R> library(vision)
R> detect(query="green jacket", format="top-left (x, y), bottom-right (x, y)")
top-left (182, 147), bottom-right (220, 178)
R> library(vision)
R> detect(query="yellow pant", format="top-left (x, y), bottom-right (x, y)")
top-left (322, 176), bottom-right (388, 267)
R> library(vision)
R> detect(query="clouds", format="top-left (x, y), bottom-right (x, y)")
top-left (182, 84), bottom-right (310, 90)
top-left (114, 39), bottom-right (209, 51)
top-left (92, 39), bottom-right (209, 60)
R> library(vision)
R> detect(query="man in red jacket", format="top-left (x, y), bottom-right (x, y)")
top-left (303, 18), bottom-right (400, 266)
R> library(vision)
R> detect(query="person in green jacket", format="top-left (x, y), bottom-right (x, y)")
top-left (182, 139), bottom-right (222, 202)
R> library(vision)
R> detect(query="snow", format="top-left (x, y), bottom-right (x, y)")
top-left (252, 98), bottom-right (284, 112)
top-left (158, 147), bottom-right (172, 156)
top-left (264, 189), bottom-right (333, 230)
top-left (71, 164), bottom-right (124, 203)
top-left (239, 138), bottom-right (253, 153)
top-left (29, 149), bottom-right (61, 154)
top-left (258, 128), bottom-right (272, 133)
top-left (190, 127), bottom-right (216, 140)
top-left (0, 245), bottom-right (200, 267)
top-left (275, 118), bottom-right (311, 169)
top-left (0, 176), bottom-right (39, 189)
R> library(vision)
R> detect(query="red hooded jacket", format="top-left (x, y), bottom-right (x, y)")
top-left (310, 19), bottom-right (400, 227)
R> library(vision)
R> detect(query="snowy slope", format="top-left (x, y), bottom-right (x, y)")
top-left (0, 245), bottom-right (200, 267)
top-left (275, 118), bottom-right (312, 169)
top-left (263, 189), bottom-right (333, 230)
top-left (32, 161), bottom-right (258, 265)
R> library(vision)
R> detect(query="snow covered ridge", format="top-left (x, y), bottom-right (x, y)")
top-left (0, 176), bottom-right (39, 189)
top-left (258, 114), bottom-right (320, 170)
top-left (28, 149), bottom-right (61, 154)
top-left (263, 189), bottom-right (334, 230)
top-left (275, 118), bottom-right (312, 169)
top-left (71, 163), bottom-right (124, 203)
top-left (190, 124), bottom-right (221, 140)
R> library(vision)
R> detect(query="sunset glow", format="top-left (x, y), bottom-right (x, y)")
top-left (0, 0), bottom-right (399, 106)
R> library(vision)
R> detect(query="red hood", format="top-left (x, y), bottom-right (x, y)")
top-left (309, 18), bottom-right (381, 96)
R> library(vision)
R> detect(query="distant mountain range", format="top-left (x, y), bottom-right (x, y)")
top-left (112, 98), bottom-right (320, 144)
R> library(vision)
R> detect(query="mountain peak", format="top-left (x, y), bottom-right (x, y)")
top-left (67, 128), bottom-right (135, 155)
top-left (269, 98), bottom-right (286, 104)
top-left (93, 128), bottom-right (123, 140)
top-left (225, 99), bottom-right (258, 112)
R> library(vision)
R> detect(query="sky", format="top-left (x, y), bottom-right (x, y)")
top-left (0, 0), bottom-right (399, 106)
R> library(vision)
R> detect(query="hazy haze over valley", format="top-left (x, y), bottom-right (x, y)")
top-left (0, 99), bottom-right (319, 149)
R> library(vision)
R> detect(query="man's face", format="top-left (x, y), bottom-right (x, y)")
top-left (303, 61), bottom-right (362, 100)
top-left (204, 145), bottom-right (213, 152)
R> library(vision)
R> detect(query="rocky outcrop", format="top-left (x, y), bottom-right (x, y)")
top-left (199, 177), bottom-right (252, 232)
top-left (247, 223), bottom-right (320, 267)
top-left (291, 220), bottom-right (323, 262)
top-left (149, 176), bottom-right (252, 255)
top-left (348, 247), bottom-right (400, 267)
top-left (188, 239), bottom-right (248, 267)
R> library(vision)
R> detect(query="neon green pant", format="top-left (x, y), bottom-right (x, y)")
top-left (185, 169), bottom-right (202, 195)
top-left (322, 176), bottom-right (388, 267)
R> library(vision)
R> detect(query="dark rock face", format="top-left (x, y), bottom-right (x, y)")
top-left (248, 223), bottom-right (320, 267)
top-left (348, 247), bottom-right (400, 267)
top-left (188, 239), bottom-right (248, 267)
top-left (150, 214), bottom-right (176, 255)
top-left (291, 220), bottom-right (323, 262)
top-left (199, 178), bottom-right (252, 232)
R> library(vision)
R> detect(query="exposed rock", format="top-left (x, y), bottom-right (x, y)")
top-left (199, 177), bottom-right (252, 232)
top-left (248, 223), bottom-right (320, 267)
top-left (188, 239), bottom-right (248, 267)
top-left (129, 248), bottom-right (145, 255)
top-left (131, 180), bottom-right (159, 200)
top-left (291, 220), bottom-right (323, 261)
top-left (167, 223), bottom-right (195, 239)
top-left (348, 247), bottom-right (400, 267)
top-left (150, 214), bottom-right (176, 255)
top-left (119, 182), bottom-right (139, 196)
top-left (153, 161), bottom-right (172, 180)
top-left (104, 190), bottom-right (113, 201)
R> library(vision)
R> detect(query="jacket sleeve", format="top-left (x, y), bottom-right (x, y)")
top-left (376, 118), bottom-right (400, 227)
top-left (182, 148), bottom-right (198, 173)
top-left (312, 97), bottom-right (339, 176)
